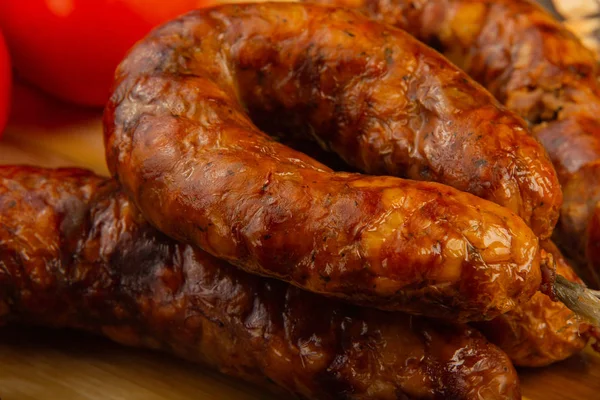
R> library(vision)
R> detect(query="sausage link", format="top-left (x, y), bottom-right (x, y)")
top-left (297, 141), bottom-right (594, 367)
top-left (304, 0), bottom-right (600, 287)
top-left (303, 0), bottom-right (598, 362)
top-left (307, 0), bottom-right (598, 127)
top-left (0, 166), bottom-right (521, 400)
top-left (299, 132), bottom-right (597, 364)
top-left (476, 240), bottom-right (593, 367)
top-left (243, 2), bottom-right (562, 238)
top-left (560, 160), bottom-right (600, 286)
top-left (246, 1), bottom-right (563, 239)
top-left (104, 3), bottom-right (542, 321)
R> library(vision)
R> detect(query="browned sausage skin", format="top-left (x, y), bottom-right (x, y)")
top-left (300, 0), bottom-right (600, 362)
top-left (475, 240), bottom-right (593, 367)
top-left (303, 143), bottom-right (595, 367)
top-left (186, 1), bottom-right (564, 239)
top-left (307, 0), bottom-right (600, 287)
top-left (0, 166), bottom-right (521, 400)
top-left (104, 3), bottom-right (545, 321)
top-left (323, 0), bottom-right (598, 125)
top-left (249, 2), bottom-right (561, 239)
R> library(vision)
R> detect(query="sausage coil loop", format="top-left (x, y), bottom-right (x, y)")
top-left (104, 3), bottom-right (554, 321)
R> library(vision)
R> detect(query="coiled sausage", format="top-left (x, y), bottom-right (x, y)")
top-left (104, 3), bottom-right (545, 321)
top-left (0, 166), bottom-right (521, 400)
top-left (298, 139), bottom-right (596, 367)
top-left (307, 0), bottom-right (600, 287)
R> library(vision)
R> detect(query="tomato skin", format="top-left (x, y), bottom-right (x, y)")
top-left (0, 0), bottom-right (209, 107)
top-left (0, 29), bottom-right (10, 136)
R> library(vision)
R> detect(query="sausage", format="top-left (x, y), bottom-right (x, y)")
top-left (475, 240), bottom-right (594, 367)
top-left (230, 3), bottom-right (565, 238)
top-left (558, 156), bottom-right (600, 287)
top-left (104, 3), bottom-right (545, 321)
top-left (307, 0), bottom-right (598, 125)
top-left (206, 0), bottom-right (564, 239)
top-left (0, 166), bottom-right (521, 400)
top-left (305, 0), bottom-right (600, 287)
top-left (336, 0), bottom-right (600, 357)
top-left (296, 141), bottom-right (596, 367)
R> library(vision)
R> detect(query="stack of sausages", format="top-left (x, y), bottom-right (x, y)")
top-left (1, 1), bottom-right (600, 398)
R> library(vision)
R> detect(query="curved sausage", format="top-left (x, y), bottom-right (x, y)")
top-left (306, 0), bottom-right (600, 287)
top-left (347, 0), bottom-right (600, 354)
top-left (229, 0), bottom-right (564, 239)
top-left (555, 159), bottom-right (600, 286)
top-left (476, 240), bottom-right (593, 367)
top-left (104, 3), bottom-right (544, 321)
top-left (0, 166), bottom-right (521, 400)
top-left (299, 141), bottom-right (595, 367)
top-left (243, 2), bottom-right (564, 238)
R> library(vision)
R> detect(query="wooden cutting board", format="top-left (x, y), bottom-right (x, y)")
top-left (1, 83), bottom-right (600, 400)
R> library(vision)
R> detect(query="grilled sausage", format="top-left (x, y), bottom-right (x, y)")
top-left (330, 0), bottom-right (600, 358)
top-left (305, 0), bottom-right (600, 287)
top-left (0, 166), bottom-right (521, 400)
top-left (476, 240), bottom-right (594, 367)
top-left (123, 2), bottom-right (562, 239)
top-left (296, 140), bottom-right (595, 367)
top-left (306, 0), bottom-right (597, 124)
top-left (291, 128), bottom-right (595, 367)
top-left (104, 3), bottom-right (545, 321)
top-left (204, 1), bottom-right (564, 239)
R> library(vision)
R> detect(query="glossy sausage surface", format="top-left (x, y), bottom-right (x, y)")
top-left (306, 0), bottom-right (595, 123)
top-left (306, 142), bottom-right (593, 367)
top-left (0, 166), bottom-right (521, 400)
top-left (331, 0), bottom-right (600, 355)
top-left (307, 0), bottom-right (600, 287)
top-left (476, 240), bottom-right (592, 367)
top-left (238, 0), bottom-right (562, 238)
top-left (105, 3), bottom-right (543, 321)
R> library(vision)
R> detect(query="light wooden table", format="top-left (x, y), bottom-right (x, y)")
top-left (1, 83), bottom-right (599, 399)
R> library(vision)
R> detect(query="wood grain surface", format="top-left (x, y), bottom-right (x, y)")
top-left (1, 84), bottom-right (600, 399)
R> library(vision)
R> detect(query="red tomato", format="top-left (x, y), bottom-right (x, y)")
top-left (0, 29), bottom-right (10, 136)
top-left (0, 0), bottom-right (213, 107)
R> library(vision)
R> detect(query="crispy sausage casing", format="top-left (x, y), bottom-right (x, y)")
top-left (127, 1), bottom-right (561, 240)
top-left (318, 0), bottom-right (598, 125)
top-left (212, 1), bottom-right (563, 239)
top-left (105, 3), bottom-right (543, 321)
top-left (0, 166), bottom-right (521, 400)
top-left (311, 0), bottom-right (600, 287)
top-left (337, 0), bottom-right (598, 358)
top-left (476, 240), bottom-right (591, 367)
top-left (307, 142), bottom-right (593, 367)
